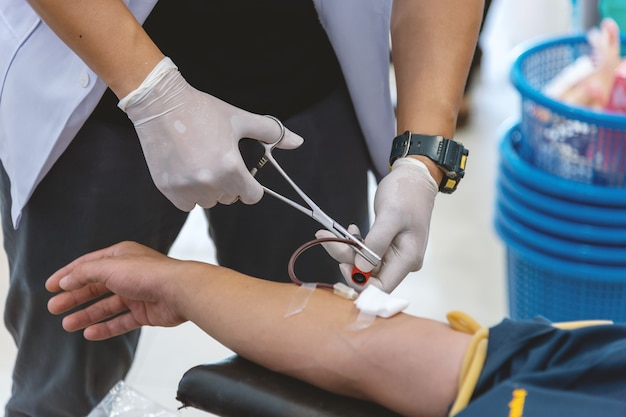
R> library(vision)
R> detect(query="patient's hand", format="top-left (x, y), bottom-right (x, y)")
top-left (46, 241), bottom-right (189, 340)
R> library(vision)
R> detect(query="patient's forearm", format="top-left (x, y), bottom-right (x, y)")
top-left (176, 265), bottom-right (471, 417)
top-left (47, 242), bottom-right (470, 417)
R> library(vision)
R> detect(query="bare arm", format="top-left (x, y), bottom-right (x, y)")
top-left (46, 242), bottom-right (471, 417)
top-left (391, 0), bottom-right (484, 182)
top-left (27, 0), bottom-right (163, 97)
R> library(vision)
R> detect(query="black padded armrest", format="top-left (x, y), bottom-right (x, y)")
top-left (176, 355), bottom-right (402, 417)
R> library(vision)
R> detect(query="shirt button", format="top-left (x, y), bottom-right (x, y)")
top-left (79, 71), bottom-right (90, 88)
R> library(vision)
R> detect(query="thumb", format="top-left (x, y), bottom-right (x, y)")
top-left (276, 128), bottom-right (305, 150)
top-left (240, 114), bottom-right (304, 149)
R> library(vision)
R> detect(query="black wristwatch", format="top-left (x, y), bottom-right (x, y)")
top-left (389, 131), bottom-right (468, 194)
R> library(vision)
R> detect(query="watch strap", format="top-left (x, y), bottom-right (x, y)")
top-left (389, 132), bottom-right (468, 194)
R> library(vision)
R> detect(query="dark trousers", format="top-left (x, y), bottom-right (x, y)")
top-left (0, 81), bottom-right (371, 416)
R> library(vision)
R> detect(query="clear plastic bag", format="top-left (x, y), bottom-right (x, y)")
top-left (87, 381), bottom-right (179, 417)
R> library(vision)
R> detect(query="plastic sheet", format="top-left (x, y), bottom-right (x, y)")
top-left (284, 282), bottom-right (316, 318)
top-left (87, 381), bottom-right (179, 417)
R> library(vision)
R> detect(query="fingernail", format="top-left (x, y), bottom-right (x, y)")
top-left (59, 276), bottom-right (69, 288)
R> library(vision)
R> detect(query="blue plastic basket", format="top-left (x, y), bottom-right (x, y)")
top-left (499, 123), bottom-right (626, 207)
top-left (495, 206), bottom-right (626, 266)
top-left (511, 35), bottom-right (626, 187)
top-left (496, 122), bottom-right (626, 322)
top-left (495, 216), bottom-right (626, 322)
top-left (496, 186), bottom-right (626, 245)
top-left (497, 169), bottom-right (626, 227)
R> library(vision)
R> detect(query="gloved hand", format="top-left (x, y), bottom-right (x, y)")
top-left (316, 157), bottom-right (438, 292)
top-left (119, 57), bottom-right (304, 211)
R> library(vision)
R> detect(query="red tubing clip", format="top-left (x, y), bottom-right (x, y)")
top-left (351, 266), bottom-right (371, 285)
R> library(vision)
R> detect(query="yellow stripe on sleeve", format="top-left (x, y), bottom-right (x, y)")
top-left (446, 311), bottom-right (489, 417)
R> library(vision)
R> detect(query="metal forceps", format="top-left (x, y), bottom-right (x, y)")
top-left (251, 116), bottom-right (381, 278)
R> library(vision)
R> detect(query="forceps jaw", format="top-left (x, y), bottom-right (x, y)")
top-left (326, 222), bottom-right (381, 268)
top-left (336, 231), bottom-right (380, 286)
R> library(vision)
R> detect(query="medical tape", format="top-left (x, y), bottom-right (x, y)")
top-left (117, 56), bottom-right (178, 111)
top-left (284, 282), bottom-right (317, 318)
top-left (349, 311), bottom-right (378, 331)
top-left (284, 282), bottom-right (357, 318)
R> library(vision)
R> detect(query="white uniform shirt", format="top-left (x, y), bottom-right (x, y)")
top-left (0, 0), bottom-right (394, 228)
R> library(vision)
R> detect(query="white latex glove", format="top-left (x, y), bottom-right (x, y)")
top-left (316, 158), bottom-right (438, 292)
top-left (119, 57), bottom-right (304, 211)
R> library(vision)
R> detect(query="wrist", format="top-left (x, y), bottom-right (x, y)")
top-left (169, 260), bottom-right (209, 323)
top-left (408, 155), bottom-right (444, 186)
top-left (118, 56), bottom-right (179, 111)
top-left (390, 157), bottom-right (439, 192)
top-left (388, 131), bottom-right (468, 194)
top-left (110, 51), bottom-right (165, 99)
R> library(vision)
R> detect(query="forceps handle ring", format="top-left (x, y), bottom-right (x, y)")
top-left (251, 115), bottom-right (286, 175)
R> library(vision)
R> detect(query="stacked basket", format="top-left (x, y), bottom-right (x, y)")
top-left (495, 35), bottom-right (626, 323)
